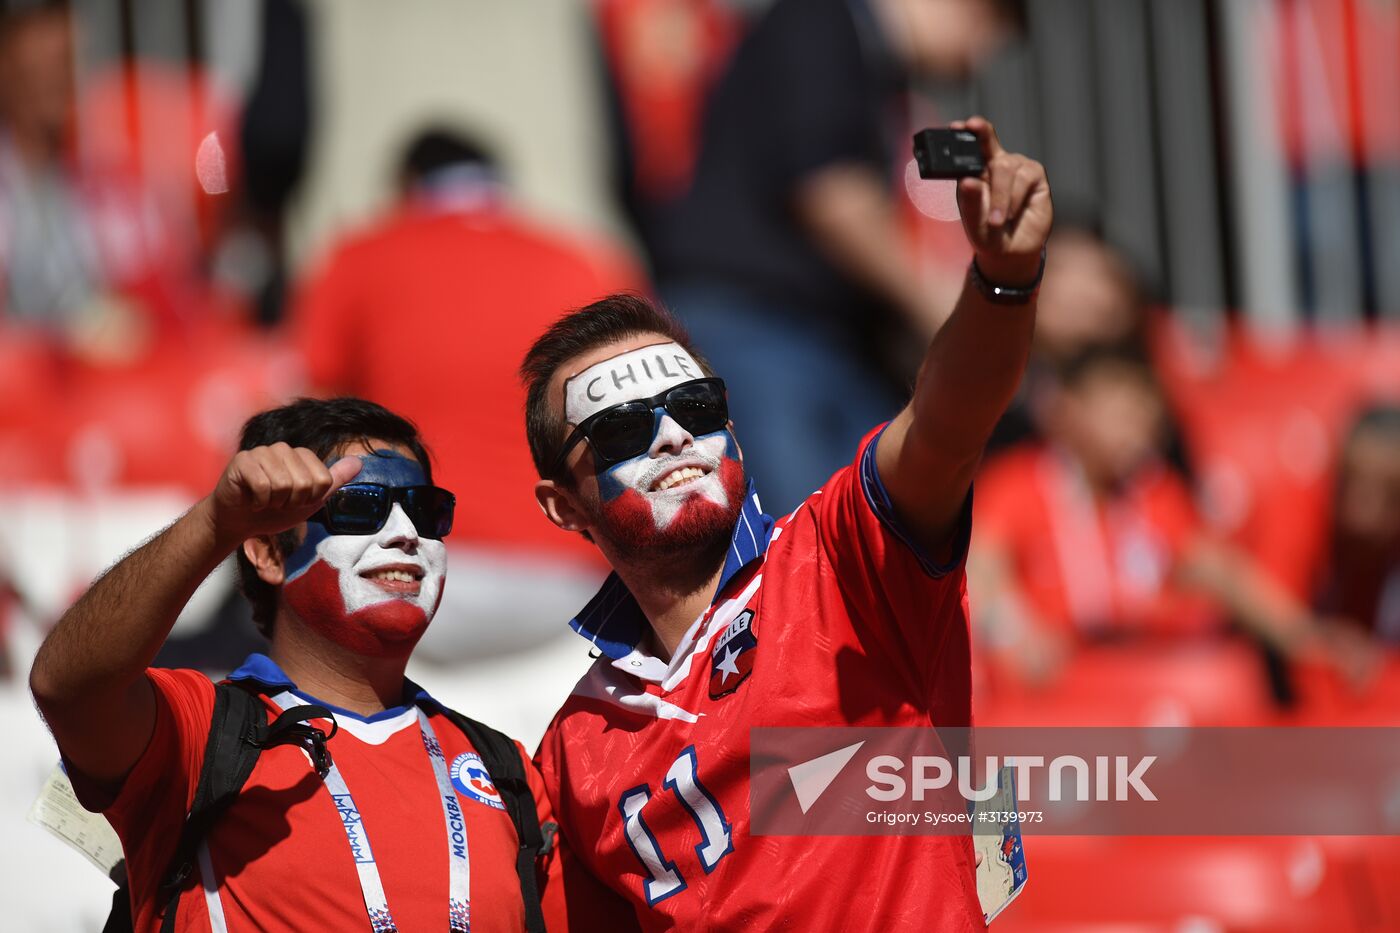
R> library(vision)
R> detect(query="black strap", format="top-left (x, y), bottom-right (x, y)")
top-left (107, 682), bottom-right (544, 933)
top-left (101, 883), bottom-right (133, 933)
top-left (443, 708), bottom-right (549, 933)
top-left (152, 683), bottom-right (336, 933)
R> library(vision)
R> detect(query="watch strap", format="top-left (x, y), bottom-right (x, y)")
top-left (969, 247), bottom-right (1046, 305)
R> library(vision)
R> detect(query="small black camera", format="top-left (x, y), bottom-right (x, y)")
top-left (912, 128), bottom-right (985, 180)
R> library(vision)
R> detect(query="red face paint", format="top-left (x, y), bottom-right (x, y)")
top-left (283, 558), bottom-right (443, 658)
top-left (597, 457), bottom-right (746, 556)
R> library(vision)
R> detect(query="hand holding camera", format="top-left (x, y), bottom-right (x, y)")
top-left (914, 117), bottom-right (1052, 288)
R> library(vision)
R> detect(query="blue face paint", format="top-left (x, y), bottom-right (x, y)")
top-left (352, 450), bottom-right (427, 487)
top-left (284, 450), bottom-right (428, 580)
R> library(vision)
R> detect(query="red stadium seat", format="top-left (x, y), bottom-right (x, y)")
top-left (1285, 656), bottom-right (1400, 726)
top-left (977, 642), bottom-right (1279, 727)
top-left (0, 319), bottom-right (302, 494)
top-left (994, 836), bottom-right (1372, 932)
top-left (0, 330), bottom-right (72, 485)
top-left (1151, 319), bottom-right (1400, 601)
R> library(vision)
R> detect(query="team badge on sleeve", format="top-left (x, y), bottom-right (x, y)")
top-left (709, 609), bottom-right (757, 699)
top-left (450, 753), bottom-right (507, 810)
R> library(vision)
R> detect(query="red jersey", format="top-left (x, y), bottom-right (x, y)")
top-left (974, 445), bottom-right (1216, 638)
top-left (536, 428), bottom-right (984, 931)
top-left (83, 655), bottom-right (574, 932)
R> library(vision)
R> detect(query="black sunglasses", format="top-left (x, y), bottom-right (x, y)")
top-left (551, 377), bottom-right (729, 475)
top-left (311, 483), bottom-right (456, 539)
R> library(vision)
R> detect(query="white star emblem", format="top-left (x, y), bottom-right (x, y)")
top-left (714, 645), bottom-right (742, 684)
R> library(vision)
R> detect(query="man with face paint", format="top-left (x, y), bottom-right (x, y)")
top-left (30, 397), bottom-right (598, 932)
top-left (522, 118), bottom-right (1051, 931)
top-left (560, 342), bottom-right (747, 562)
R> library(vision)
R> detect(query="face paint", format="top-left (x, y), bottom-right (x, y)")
top-left (564, 342), bottom-right (746, 557)
top-left (281, 450), bottom-right (447, 657)
top-left (564, 342), bottom-right (707, 423)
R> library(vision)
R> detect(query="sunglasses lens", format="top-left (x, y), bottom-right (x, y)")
top-left (405, 487), bottom-right (455, 539)
top-left (666, 382), bottom-right (728, 435)
top-left (588, 404), bottom-right (656, 463)
top-left (325, 485), bottom-right (389, 534)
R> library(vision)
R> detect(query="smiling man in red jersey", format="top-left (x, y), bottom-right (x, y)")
top-left (522, 117), bottom-right (1052, 931)
top-left (30, 397), bottom-right (597, 932)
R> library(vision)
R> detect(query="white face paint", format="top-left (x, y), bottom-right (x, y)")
top-left (564, 342), bottom-right (706, 423)
top-left (563, 342), bottom-right (745, 541)
top-left (281, 449), bottom-right (449, 656)
top-left (310, 502), bottom-right (447, 616)
top-left (601, 423), bottom-right (738, 530)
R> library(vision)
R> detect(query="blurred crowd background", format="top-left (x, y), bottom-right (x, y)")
top-left (1, 0), bottom-right (1397, 929)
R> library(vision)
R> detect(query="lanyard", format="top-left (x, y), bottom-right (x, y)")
top-left (271, 692), bottom-right (472, 933)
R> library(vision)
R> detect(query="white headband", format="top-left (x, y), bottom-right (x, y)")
top-left (564, 342), bottom-right (704, 423)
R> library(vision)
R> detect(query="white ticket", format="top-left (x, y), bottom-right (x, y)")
top-left (27, 762), bottom-right (123, 878)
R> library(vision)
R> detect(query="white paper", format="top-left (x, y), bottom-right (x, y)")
top-left (28, 763), bottom-right (123, 878)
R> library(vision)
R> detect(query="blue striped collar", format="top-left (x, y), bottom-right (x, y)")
top-left (226, 652), bottom-right (440, 723)
top-left (569, 481), bottom-right (775, 660)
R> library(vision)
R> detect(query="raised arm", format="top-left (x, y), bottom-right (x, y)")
top-left (876, 117), bottom-right (1053, 555)
top-left (28, 444), bottom-right (360, 786)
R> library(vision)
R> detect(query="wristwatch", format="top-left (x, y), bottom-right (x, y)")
top-left (969, 247), bottom-right (1046, 305)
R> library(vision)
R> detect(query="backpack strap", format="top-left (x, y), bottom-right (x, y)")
top-left (152, 682), bottom-right (337, 933)
top-left (442, 708), bottom-right (549, 933)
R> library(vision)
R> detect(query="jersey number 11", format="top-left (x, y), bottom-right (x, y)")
top-left (617, 745), bottom-right (734, 904)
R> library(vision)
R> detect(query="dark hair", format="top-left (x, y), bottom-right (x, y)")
top-left (1348, 404), bottom-right (1400, 446)
top-left (991, 0), bottom-right (1029, 34)
top-left (1053, 341), bottom-right (1158, 394)
top-left (519, 293), bottom-right (711, 478)
top-left (233, 397), bottom-right (433, 637)
top-left (399, 125), bottom-right (499, 191)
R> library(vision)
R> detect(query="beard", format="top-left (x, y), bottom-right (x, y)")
top-left (589, 456), bottom-right (747, 565)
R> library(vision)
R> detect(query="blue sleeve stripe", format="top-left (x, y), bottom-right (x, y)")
top-left (858, 425), bottom-right (973, 579)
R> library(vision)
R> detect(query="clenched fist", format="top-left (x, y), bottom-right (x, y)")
top-left (210, 442), bottom-right (362, 543)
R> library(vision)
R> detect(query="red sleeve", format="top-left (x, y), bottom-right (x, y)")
top-left (809, 426), bottom-right (974, 703)
top-left (85, 669), bottom-right (214, 909)
top-left (70, 668), bottom-right (213, 819)
top-left (532, 726), bottom-right (641, 933)
top-left (290, 243), bottom-right (364, 393)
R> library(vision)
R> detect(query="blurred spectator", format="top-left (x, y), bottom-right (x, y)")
top-left (654, 0), bottom-right (1020, 513)
top-left (592, 0), bottom-right (742, 249)
top-left (1033, 227), bottom-right (1145, 362)
top-left (987, 225), bottom-right (1148, 454)
top-left (971, 344), bottom-right (1367, 688)
top-left (246, 0), bottom-right (626, 295)
top-left (292, 126), bottom-right (641, 660)
top-left (0, 4), bottom-right (189, 359)
top-left (984, 225), bottom-right (1208, 500)
top-left (238, 0), bottom-right (311, 325)
top-left (1314, 405), bottom-right (1400, 643)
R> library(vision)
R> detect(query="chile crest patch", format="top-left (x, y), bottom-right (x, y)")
top-left (450, 752), bottom-right (507, 810)
top-left (709, 609), bottom-right (757, 699)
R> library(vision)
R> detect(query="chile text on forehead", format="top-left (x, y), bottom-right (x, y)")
top-left (565, 342), bottom-right (703, 423)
